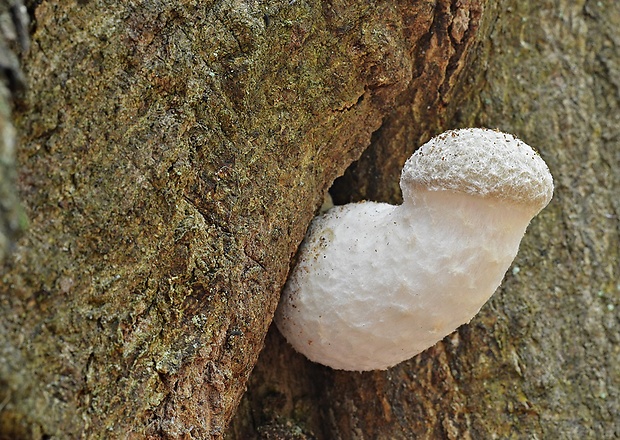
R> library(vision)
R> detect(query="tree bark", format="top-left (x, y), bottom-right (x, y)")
top-left (0, 0), bottom-right (29, 264)
top-left (230, 0), bottom-right (620, 438)
top-left (0, 0), bottom-right (618, 439)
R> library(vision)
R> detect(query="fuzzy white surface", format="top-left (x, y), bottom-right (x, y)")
top-left (275, 128), bottom-right (553, 371)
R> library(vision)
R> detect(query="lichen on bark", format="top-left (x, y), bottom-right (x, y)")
top-left (1, 0), bottom-right (619, 439)
top-left (1, 0), bottom-right (477, 437)
top-left (231, 0), bottom-right (620, 438)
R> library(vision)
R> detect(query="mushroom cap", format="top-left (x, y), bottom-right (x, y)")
top-left (401, 128), bottom-right (554, 214)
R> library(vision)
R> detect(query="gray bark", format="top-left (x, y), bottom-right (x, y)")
top-left (0, 0), bottom-right (28, 264)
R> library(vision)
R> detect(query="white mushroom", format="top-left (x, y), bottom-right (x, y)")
top-left (275, 128), bottom-right (554, 371)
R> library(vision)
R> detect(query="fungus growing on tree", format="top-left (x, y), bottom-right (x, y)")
top-left (275, 128), bottom-right (554, 371)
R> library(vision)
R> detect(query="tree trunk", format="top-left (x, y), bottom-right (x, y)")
top-left (0, 0), bottom-right (618, 439)
top-left (230, 0), bottom-right (620, 438)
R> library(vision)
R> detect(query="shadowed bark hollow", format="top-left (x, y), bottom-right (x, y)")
top-left (0, 0), bottom-right (618, 439)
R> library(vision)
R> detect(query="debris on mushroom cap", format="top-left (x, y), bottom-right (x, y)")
top-left (401, 128), bottom-right (553, 213)
top-left (275, 128), bottom-right (554, 371)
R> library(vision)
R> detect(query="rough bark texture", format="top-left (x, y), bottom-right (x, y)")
top-left (230, 0), bottom-right (620, 438)
top-left (0, 0), bottom-right (618, 439)
top-left (1, 0), bottom-right (483, 438)
top-left (0, 0), bottom-right (29, 264)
